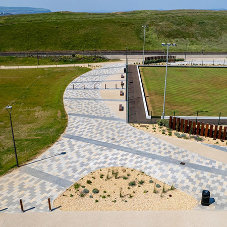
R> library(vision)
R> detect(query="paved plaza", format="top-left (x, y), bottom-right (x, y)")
top-left (0, 63), bottom-right (227, 213)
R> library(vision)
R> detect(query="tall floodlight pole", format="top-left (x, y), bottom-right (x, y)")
top-left (142, 25), bottom-right (148, 65)
top-left (161, 43), bottom-right (176, 119)
top-left (6, 106), bottom-right (19, 167)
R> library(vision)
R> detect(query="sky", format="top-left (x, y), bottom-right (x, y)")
top-left (0, 0), bottom-right (227, 12)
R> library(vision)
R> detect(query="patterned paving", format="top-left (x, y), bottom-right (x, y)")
top-left (0, 63), bottom-right (227, 213)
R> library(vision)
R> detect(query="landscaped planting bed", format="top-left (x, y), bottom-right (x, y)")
top-left (54, 167), bottom-right (197, 211)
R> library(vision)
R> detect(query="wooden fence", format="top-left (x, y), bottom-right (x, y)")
top-left (169, 116), bottom-right (227, 141)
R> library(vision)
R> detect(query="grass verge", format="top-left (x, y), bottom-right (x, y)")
top-left (0, 67), bottom-right (90, 175)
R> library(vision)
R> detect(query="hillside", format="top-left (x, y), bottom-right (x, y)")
top-left (0, 10), bottom-right (227, 52)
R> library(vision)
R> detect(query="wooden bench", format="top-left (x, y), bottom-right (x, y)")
top-left (120, 91), bottom-right (124, 96)
top-left (119, 104), bottom-right (123, 111)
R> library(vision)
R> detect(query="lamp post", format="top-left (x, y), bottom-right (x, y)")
top-left (161, 43), bottom-right (176, 119)
top-left (142, 25), bottom-right (148, 65)
top-left (6, 106), bottom-right (19, 167)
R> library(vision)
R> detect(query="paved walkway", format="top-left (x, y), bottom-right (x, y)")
top-left (0, 63), bottom-right (227, 214)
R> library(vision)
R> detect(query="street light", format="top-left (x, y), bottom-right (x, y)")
top-left (161, 43), bottom-right (176, 119)
top-left (6, 106), bottom-right (19, 167)
top-left (142, 25), bottom-right (148, 65)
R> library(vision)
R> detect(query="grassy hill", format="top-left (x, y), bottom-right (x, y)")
top-left (0, 10), bottom-right (227, 52)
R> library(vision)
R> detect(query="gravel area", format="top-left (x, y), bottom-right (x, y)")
top-left (54, 167), bottom-right (197, 211)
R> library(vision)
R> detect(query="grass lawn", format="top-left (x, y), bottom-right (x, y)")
top-left (0, 55), bottom-right (110, 66)
top-left (140, 67), bottom-right (227, 117)
top-left (0, 67), bottom-right (90, 176)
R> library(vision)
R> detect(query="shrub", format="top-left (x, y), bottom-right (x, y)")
top-left (168, 131), bottom-right (172, 136)
top-left (81, 186), bottom-right (85, 188)
top-left (92, 188), bottom-right (99, 194)
top-left (89, 195), bottom-right (93, 198)
top-left (174, 132), bottom-right (180, 137)
top-left (123, 176), bottom-right (128, 180)
top-left (102, 196), bottom-right (106, 199)
top-left (70, 194), bottom-right (73, 197)
top-left (149, 179), bottom-right (154, 183)
top-left (156, 184), bottom-right (161, 188)
top-left (74, 183), bottom-right (80, 190)
top-left (129, 181), bottom-right (136, 186)
top-left (139, 180), bottom-right (145, 185)
top-left (80, 193), bottom-right (85, 197)
top-left (100, 174), bottom-right (104, 178)
top-left (157, 119), bottom-right (169, 127)
top-left (83, 189), bottom-right (89, 194)
top-left (95, 200), bottom-right (99, 203)
top-left (87, 180), bottom-right (92, 184)
top-left (180, 133), bottom-right (186, 138)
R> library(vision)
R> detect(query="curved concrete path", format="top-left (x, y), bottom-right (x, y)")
top-left (0, 63), bottom-right (227, 214)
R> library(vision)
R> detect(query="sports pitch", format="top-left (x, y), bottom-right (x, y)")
top-left (140, 67), bottom-right (227, 117)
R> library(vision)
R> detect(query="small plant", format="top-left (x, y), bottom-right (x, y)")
top-left (139, 180), bottom-right (145, 185)
top-left (92, 188), bottom-right (99, 194)
top-left (168, 131), bottom-right (172, 136)
top-left (74, 183), bottom-right (80, 190)
top-left (102, 195), bottom-right (106, 199)
top-left (89, 195), bottom-right (93, 198)
top-left (157, 119), bottom-right (169, 127)
top-left (80, 192), bottom-right (85, 197)
top-left (170, 184), bottom-right (175, 190)
top-left (107, 195), bottom-right (110, 197)
top-left (163, 183), bottom-right (166, 193)
top-left (180, 133), bottom-right (186, 138)
top-left (128, 187), bottom-right (130, 189)
top-left (83, 189), bottom-right (89, 194)
top-left (92, 176), bottom-right (95, 179)
top-left (129, 181), bottom-right (136, 186)
top-left (129, 194), bottom-right (133, 198)
top-left (70, 194), bottom-right (73, 197)
top-left (153, 185), bottom-right (157, 193)
top-left (95, 200), bottom-right (99, 203)
top-left (81, 186), bottom-right (85, 188)
top-left (87, 180), bottom-right (92, 184)
top-left (133, 191), bottom-right (135, 193)
top-left (174, 132), bottom-right (180, 137)
top-left (156, 184), bottom-right (161, 188)
top-left (143, 190), bottom-right (148, 193)
top-left (120, 188), bottom-right (123, 198)
top-left (123, 176), bottom-right (128, 180)
top-left (100, 174), bottom-right (104, 178)
top-left (195, 136), bottom-right (203, 142)
top-left (106, 174), bottom-right (110, 180)
top-left (112, 200), bottom-right (116, 203)
top-left (127, 173), bottom-right (130, 176)
top-left (103, 191), bottom-right (106, 193)
top-left (149, 179), bottom-right (154, 183)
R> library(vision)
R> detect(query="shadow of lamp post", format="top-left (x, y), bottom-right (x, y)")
top-left (6, 106), bottom-right (19, 167)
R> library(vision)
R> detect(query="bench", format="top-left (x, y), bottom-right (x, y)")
top-left (120, 91), bottom-right (124, 96)
top-left (119, 104), bottom-right (123, 111)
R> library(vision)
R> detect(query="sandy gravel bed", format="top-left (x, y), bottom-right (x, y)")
top-left (54, 167), bottom-right (197, 211)
top-left (132, 124), bottom-right (227, 147)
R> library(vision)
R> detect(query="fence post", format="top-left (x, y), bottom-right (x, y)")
top-left (20, 199), bottom-right (24, 212)
top-left (200, 123), bottom-right (205, 136)
top-left (73, 84), bottom-right (74, 89)
top-left (169, 116), bottom-right (172, 128)
top-left (218, 126), bottom-right (223, 140)
top-left (205, 124), bottom-right (209, 137)
top-left (105, 84), bottom-right (106, 89)
top-left (188, 121), bottom-right (192, 134)
top-left (213, 125), bottom-right (218, 139)
top-left (192, 121), bottom-right (196, 134)
top-left (176, 118), bottom-right (180, 131)
top-left (184, 119), bottom-right (188, 133)
top-left (173, 117), bottom-right (176, 130)
top-left (48, 198), bottom-right (52, 211)
top-left (209, 125), bottom-right (213, 138)
top-left (196, 122), bottom-right (200, 135)
top-left (223, 127), bottom-right (227, 140)
top-left (180, 119), bottom-right (184, 132)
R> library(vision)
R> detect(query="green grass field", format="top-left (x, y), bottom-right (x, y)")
top-left (1, 10), bottom-right (227, 52)
top-left (0, 55), bottom-right (110, 66)
top-left (0, 67), bottom-right (90, 175)
top-left (140, 67), bottom-right (227, 117)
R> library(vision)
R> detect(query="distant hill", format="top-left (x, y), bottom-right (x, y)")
top-left (0, 10), bottom-right (227, 52)
top-left (0, 6), bottom-right (51, 15)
